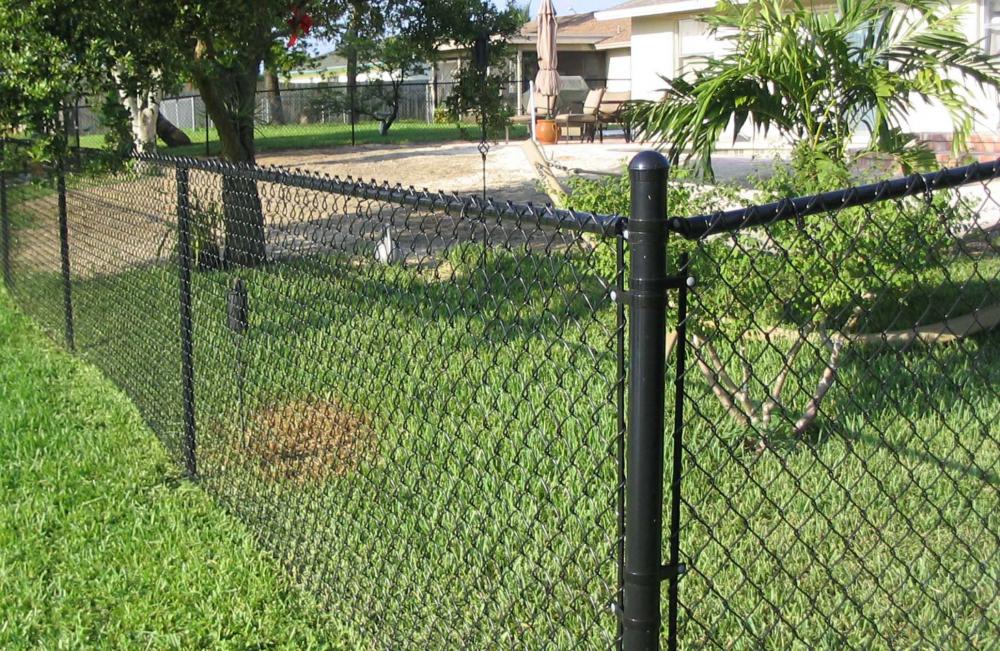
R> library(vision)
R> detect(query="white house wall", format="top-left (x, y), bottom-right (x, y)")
top-left (606, 50), bottom-right (632, 90)
top-left (630, 15), bottom-right (678, 100)
top-left (896, 1), bottom-right (1000, 139)
top-left (618, 0), bottom-right (1000, 154)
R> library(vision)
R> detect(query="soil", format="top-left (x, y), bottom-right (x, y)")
top-left (259, 141), bottom-right (551, 204)
top-left (237, 398), bottom-right (376, 483)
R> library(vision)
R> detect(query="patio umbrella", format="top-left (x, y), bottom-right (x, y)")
top-left (535, 0), bottom-right (560, 116)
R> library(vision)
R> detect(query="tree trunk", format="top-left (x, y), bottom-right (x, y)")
top-left (156, 113), bottom-right (192, 147)
top-left (263, 67), bottom-right (286, 125)
top-left (379, 81), bottom-right (402, 135)
top-left (191, 47), bottom-right (267, 268)
top-left (346, 0), bottom-right (365, 126)
top-left (120, 89), bottom-right (160, 154)
top-left (112, 67), bottom-right (162, 154)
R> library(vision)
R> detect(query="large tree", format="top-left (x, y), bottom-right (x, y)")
top-left (0, 0), bottom-right (178, 148)
top-left (0, 0), bottom-right (335, 267)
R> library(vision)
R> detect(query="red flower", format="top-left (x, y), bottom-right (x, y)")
top-left (287, 6), bottom-right (313, 47)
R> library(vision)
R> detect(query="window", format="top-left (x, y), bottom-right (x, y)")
top-left (988, 0), bottom-right (1000, 54)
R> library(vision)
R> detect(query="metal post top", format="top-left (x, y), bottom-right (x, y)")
top-left (628, 150), bottom-right (669, 173)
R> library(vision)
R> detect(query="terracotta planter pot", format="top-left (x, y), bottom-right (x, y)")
top-left (535, 119), bottom-right (560, 144)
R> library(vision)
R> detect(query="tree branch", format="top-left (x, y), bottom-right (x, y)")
top-left (761, 324), bottom-right (810, 426)
top-left (691, 334), bottom-right (751, 426)
top-left (793, 332), bottom-right (846, 435)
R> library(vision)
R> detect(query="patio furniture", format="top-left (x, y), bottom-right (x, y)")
top-left (509, 92), bottom-right (558, 126)
top-left (508, 92), bottom-right (559, 142)
top-left (597, 91), bottom-right (632, 142)
top-left (554, 88), bottom-right (606, 143)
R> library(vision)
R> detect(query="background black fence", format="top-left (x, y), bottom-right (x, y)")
top-left (71, 77), bottom-right (633, 155)
top-left (1, 140), bottom-right (998, 649)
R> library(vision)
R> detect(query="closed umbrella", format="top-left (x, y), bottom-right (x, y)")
top-left (535, 0), bottom-right (560, 117)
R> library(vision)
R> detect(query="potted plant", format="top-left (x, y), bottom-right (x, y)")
top-left (535, 94), bottom-right (560, 144)
top-left (535, 116), bottom-right (560, 144)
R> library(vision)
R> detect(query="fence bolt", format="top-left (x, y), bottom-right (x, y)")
top-left (623, 150), bottom-right (671, 651)
top-left (57, 149), bottom-right (75, 351)
top-left (176, 166), bottom-right (198, 477)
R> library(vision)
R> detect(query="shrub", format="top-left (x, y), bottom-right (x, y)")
top-left (565, 167), bottom-right (742, 282)
top-left (565, 150), bottom-right (968, 439)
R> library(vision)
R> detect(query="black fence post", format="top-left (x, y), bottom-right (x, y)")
top-left (623, 151), bottom-right (670, 651)
top-left (57, 147), bottom-right (75, 351)
top-left (665, 251), bottom-right (689, 651)
top-left (349, 80), bottom-right (357, 147)
top-left (73, 100), bottom-right (82, 167)
top-left (176, 165), bottom-right (197, 477)
top-left (205, 109), bottom-right (211, 158)
top-left (1, 140), bottom-right (10, 290)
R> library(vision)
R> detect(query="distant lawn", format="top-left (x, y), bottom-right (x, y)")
top-left (0, 290), bottom-right (356, 649)
top-left (78, 120), bottom-right (529, 157)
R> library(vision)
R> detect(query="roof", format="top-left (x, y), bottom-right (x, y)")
top-left (595, 0), bottom-right (718, 21)
top-left (515, 12), bottom-right (631, 49)
top-left (289, 51), bottom-right (348, 76)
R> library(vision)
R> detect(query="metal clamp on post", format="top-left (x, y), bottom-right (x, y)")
top-left (611, 275), bottom-right (694, 306)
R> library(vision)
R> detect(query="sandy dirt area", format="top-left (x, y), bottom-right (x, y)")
top-left (257, 140), bottom-right (780, 205)
top-left (259, 143), bottom-right (551, 204)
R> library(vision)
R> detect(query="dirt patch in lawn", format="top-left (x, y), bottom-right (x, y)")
top-left (242, 398), bottom-right (377, 482)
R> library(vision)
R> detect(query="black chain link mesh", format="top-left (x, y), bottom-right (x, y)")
top-left (3, 141), bottom-right (999, 648)
top-left (1, 147), bottom-right (626, 649)
top-left (669, 162), bottom-right (1000, 649)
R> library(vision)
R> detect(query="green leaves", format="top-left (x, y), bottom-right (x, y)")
top-left (630, 0), bottom-right (1000, 177)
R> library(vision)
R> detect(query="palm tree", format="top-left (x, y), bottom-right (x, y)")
top-left (630, 0), bottom-right (1000, 177)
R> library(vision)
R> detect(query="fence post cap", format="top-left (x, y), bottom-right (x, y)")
top-left (628, 150), bottom-right (669, 173)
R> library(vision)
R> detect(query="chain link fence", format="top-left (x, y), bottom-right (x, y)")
top-left (1, 140), bottom-right (998, 649)
top-left (665, 160), bottom-right (1000, 649)
top-left (71, 77), bottom-right (630, 156)
top-left (0, 141), bottom-right (627, 648)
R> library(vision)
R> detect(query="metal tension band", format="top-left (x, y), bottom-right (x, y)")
top-left (624, 564), bottom-right (688, 587)
top-left (611, 600), bottom-right (661, 630)
top-left (611, 276), bottom-right (695, 306)
top-left (612, 564), bottom-right (689, 626)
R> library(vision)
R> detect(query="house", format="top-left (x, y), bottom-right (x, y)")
top-left (285, 51), bottom-right (430, 85)
top-left (595, 0), bottom-right (1000, 158)
top-left (433, 12), bottom-right (631, 112)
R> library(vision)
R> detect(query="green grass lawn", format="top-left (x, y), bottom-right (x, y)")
top-left (78, 120), bottom-right (529, 158)
top-left (0, 290), bottom-right (357, 649)
top-left (3, 168), bottom-right (999, 649)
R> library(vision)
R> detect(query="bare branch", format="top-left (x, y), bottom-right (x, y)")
top-left (691, 334), bottom-right (750, 426)
top-left (665, 330), bottom-right (679, 363)
top-left (761, 325), bottom-right (811, 426)
top-left (702, 336), bottom-right (740, 395)
top-left (793, 333), bottom-right (846, 436)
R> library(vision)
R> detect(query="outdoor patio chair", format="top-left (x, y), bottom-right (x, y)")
top-left (597, 91), bottom-right (632, 143)
top-left (554, 88), bottom-right (606, 143)
top-left (508, 92), bottom-right (559, 137)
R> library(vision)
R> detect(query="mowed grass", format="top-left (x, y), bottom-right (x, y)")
top-left (77, 120), bottom-right (529, 158)
top-left (0, 290), bottom-right (357, 649)
top-left (4, 171), bottom-right (1000, 649)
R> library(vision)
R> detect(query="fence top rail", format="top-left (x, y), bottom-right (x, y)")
top-left (671, 156), bottom-right (1000, 240)
top-left (136, 151), bottom-right (626, 237)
